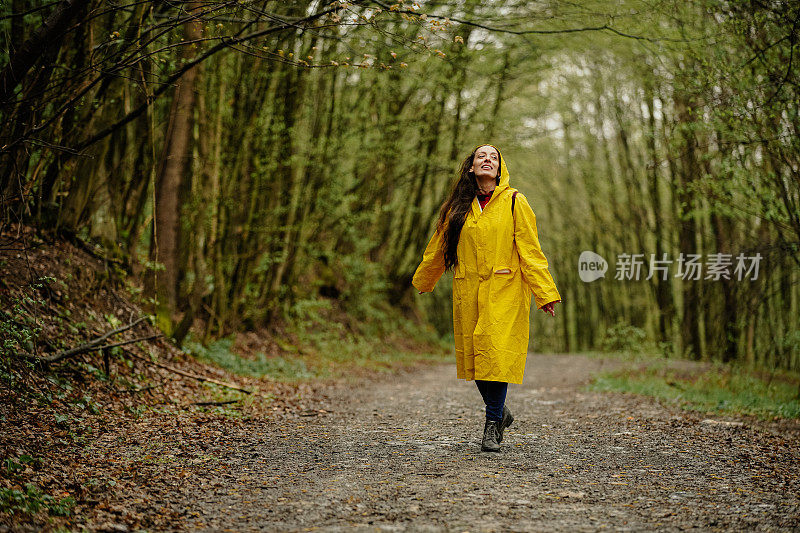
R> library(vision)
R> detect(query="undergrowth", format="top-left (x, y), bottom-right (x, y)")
top-left (0, 276), bottom-right (52, 392)
top-left (0, 484), bottom-right (75, 518)
top-left (590, 359), bottom-right (800, 419)
top-left (184, 338), bottom-right (315, 381)
top-left (184, 298), bottom-right (450, 382)
top-left (1, 456), bottom-right (75, 518)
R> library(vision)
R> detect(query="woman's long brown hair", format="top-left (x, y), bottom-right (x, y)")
top-left (437, 146), bottom-right (501, 270)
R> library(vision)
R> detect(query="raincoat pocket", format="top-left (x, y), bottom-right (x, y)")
top-left (489, 266), bottom-right (519, 325)
top-left (490, 267), bottom-right (517, 293)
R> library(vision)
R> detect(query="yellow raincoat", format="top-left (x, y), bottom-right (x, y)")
top-left (412, 146), bottom-right (561, 384)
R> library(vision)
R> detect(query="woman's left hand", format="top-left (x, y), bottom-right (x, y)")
top-left (540, 300), bottom-right (560, 317)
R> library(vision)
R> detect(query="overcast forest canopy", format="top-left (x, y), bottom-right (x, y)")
top-left (1, 0), bottom-right (799, 371)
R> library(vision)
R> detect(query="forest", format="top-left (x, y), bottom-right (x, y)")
top-left (2, 0), bottom-right (799, 370)
top-left (2, 1), bottom-right (800, 530)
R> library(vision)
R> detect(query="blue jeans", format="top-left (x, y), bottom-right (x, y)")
top-left (475, 380), bottom-right (508, 421)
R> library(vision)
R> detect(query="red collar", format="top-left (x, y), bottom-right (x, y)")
top-left (477, 189), bottom-right (494, 209)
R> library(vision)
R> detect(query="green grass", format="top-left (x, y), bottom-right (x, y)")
top-left (590, 360), bottom-right (800, 419)
top-left (184, 338), bottom-right (315, 381)
top-left (292, 324), bottom-right (450, 378)
top-left (182, 315), bottom-right (450, 383)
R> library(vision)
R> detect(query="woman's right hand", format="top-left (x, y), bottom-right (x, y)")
top-left (540, 300), bottom-right (560, 317)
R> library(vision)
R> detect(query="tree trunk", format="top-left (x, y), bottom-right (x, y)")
top-left (644, 76), bottom-right (675, 346)
top-left (151, 3), bottom-right (202, 331)
top-left (674, 93), bottom-right (703, 360)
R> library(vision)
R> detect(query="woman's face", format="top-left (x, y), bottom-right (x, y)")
top-left (469, 145), bottom-right (500, 182)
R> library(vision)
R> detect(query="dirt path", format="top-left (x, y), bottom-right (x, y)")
top-left (124, 354), bottom-right (799, 531)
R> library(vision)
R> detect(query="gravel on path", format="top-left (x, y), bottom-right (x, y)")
top-left (145, 354), bottom-right (800, 532)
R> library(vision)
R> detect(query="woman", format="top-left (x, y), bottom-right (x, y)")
top-left (412, 144), bottom-right (561, 452)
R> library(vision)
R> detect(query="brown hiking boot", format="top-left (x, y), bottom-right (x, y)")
top-left (497, 405), bottom-right (514, 443)
top-left (481, 419), bottom-right (501, 452)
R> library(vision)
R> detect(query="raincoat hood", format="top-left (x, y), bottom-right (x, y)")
top-left (471, 144), bottom-right (510, 217)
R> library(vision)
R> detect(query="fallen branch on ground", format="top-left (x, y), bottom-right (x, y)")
top-left (38, 317), bottom-right (148, 363)
top-left (116, 385), bottom-right (159, 394)
top-left (124, 351), bottom-right (258, 396)
top-left (98, 334), bottom-right (163, 351)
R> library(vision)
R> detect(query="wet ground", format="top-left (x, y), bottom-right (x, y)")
top-left (108, 354), bottom-right (800, 531)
